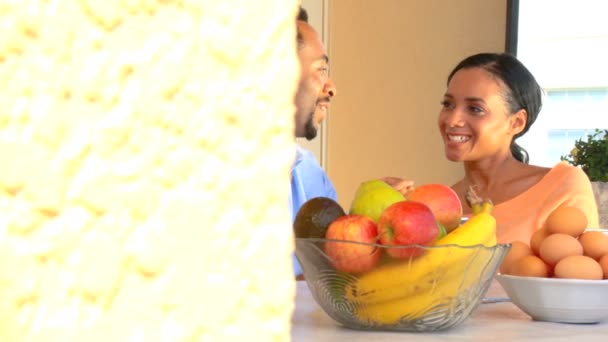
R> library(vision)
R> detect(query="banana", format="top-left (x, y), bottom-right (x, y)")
top-left (355, 279), bottom-right (455, 324)
top-left (354, 240), bottom-right (501, 324)
top-left (344, 192), bottom-right (496, 305)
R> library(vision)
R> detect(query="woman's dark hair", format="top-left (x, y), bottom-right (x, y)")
top-left (447, 53), bottom-right (543, 164)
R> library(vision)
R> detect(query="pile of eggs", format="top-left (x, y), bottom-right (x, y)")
top-left (500, 206), bottom-right (608, 280)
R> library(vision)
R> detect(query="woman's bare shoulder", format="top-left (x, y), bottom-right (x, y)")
top-left (508, 164), bottom-right (551, 187)
top-left (525, 164), bottom-right (552, 179)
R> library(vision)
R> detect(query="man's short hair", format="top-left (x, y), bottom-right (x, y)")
top-left (297, 7), bottom-right (308, 22)
top-left (296, 7), bottom-right (308, 49)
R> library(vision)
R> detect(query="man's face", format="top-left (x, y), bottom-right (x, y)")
top-left (294, 21), bottom-right (336, 140)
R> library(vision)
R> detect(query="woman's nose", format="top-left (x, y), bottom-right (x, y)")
top-left (443, 110), bottom-right (465, 128)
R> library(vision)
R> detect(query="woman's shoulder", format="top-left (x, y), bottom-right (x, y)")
top-left (538, 162), bottom-right (598, 226)
top-left (505, 163), bottom-right (551, 190)
top-left (521, 162), bottom-right (593, 198)
top-left (525, 164), bottom-right (551, 178)
top-left (511, 161), bottom-right (590, 187)
top-left (551, 161), bottom-right (587, 176)
top-left (547, 161), bottom-right (593, 185)
top-left (494, 163), bottom-right (559, 206)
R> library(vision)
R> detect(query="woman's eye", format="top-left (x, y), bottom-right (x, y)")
top-left (440, 100), bottom-right (453, 109)
top-left (468, 106), bottom-right (483, 114)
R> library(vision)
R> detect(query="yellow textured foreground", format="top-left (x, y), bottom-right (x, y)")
top-left (0, 0), bottom-right (298, 340)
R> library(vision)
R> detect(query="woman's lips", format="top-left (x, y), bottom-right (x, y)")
top-left (444, 133), bottom-right (472, 148)
top-left (447, 134), bottom-right (471, 143)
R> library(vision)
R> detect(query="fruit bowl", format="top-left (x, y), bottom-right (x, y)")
top-left (496, 274), bottom-right (608, 323)
top-left (295, 238), bottom-right (510, 331)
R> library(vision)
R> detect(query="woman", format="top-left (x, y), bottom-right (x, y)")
top-left (388, 53), bottom-right (599, 244)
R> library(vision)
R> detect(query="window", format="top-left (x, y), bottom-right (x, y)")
top-left (508, 0), bottom-right (608, 167)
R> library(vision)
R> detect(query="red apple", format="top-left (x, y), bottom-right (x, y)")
top-left (324, 215), bottom-right (382, 273)
top-left (377, 201), bottom-right (439, 258)
top-left (406, 183), bottom-right (463, 232)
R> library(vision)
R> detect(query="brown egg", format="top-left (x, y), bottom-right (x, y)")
top-left (538, 233), bottom-right (583, 266)
top-left (545, 206), bottom-right (587, 237)
top-left (499, 241), bottom-right (532, 274)
top-left (554, 255), bottom-right (603, 280)
top-left (509, 255), bottom-right (549, 277)
top-left (529, 227), bottom-right (549, 256)
top-left (599, 254), bottom-right (608, 279)
top-left (579, 231), bottom-right (608, 260)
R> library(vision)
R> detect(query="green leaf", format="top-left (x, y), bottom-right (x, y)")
top-left (561, 129), bottom-right (608, 182)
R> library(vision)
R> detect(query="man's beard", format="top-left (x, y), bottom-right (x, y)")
top-left (304, 112), bottom-right (318, 140)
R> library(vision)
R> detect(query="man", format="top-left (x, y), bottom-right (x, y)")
top-left (291, 7), bottom-right (338, 278)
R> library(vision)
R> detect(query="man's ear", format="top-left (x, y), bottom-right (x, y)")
top-left (510, 109), bottom-right (527, 136)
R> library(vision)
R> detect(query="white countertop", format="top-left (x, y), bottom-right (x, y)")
top-left (291, 279), bottom-right (608, 341)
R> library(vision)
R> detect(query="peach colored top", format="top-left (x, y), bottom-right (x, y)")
top-left (491, 162), bottom-right (599, 244)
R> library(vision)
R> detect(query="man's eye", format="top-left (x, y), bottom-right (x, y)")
top-left (318, 67), bottom-right (328, 73)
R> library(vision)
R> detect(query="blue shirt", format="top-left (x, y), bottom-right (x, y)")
top-left (290, 145), bottom-right (338, 276)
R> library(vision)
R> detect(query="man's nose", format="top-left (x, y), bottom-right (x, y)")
top-left (325, 78), bottom-right (337, 98)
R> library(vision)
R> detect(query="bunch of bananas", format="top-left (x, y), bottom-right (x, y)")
top-left (345, 191), bottom-right (498, 324)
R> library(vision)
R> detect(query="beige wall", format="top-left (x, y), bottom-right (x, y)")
top-left (326, 0), bottom-right (507, 209)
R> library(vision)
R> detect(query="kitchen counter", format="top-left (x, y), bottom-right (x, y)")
top-left (291, 280), bottom-right (608, 341)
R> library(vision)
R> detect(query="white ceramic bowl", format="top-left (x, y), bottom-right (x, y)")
top-left (496, 274), bottom-right (608, 323)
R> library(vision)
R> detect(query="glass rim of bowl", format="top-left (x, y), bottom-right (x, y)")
top-left (295, 237), bottom-right (511, 251)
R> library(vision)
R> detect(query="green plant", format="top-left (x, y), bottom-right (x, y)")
top-left (561, 129), bottom-right (608, 182)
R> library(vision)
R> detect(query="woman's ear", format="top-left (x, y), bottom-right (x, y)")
top-left (509, 109), bottom-right (527, 136)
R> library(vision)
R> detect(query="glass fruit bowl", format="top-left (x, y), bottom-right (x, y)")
top-left (295, 238), bottom-right (511, 331)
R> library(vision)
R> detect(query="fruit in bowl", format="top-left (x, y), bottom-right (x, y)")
top-left (349, 180), bottom-right (405, 223)
top-left (324, 214), bottom-right (382, 274)
top-left (377, 200), bottom-right (440, 258)
top-left (294, 191), bottom-right (510, 331)
top-left (293, 197), bottom-right (346, 238)
top-left (406, 183), bottom-right (463, 232)
top-left (296, 239), bottom-right (509, 330)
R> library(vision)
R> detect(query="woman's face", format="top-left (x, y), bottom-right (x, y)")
top-left (437, 67), bottom-right (523, 162)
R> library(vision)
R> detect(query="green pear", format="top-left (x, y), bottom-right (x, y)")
top-left (349, 180), bottom-right (405, 222)
top-left (437, 222), bottom-right (447, 240)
